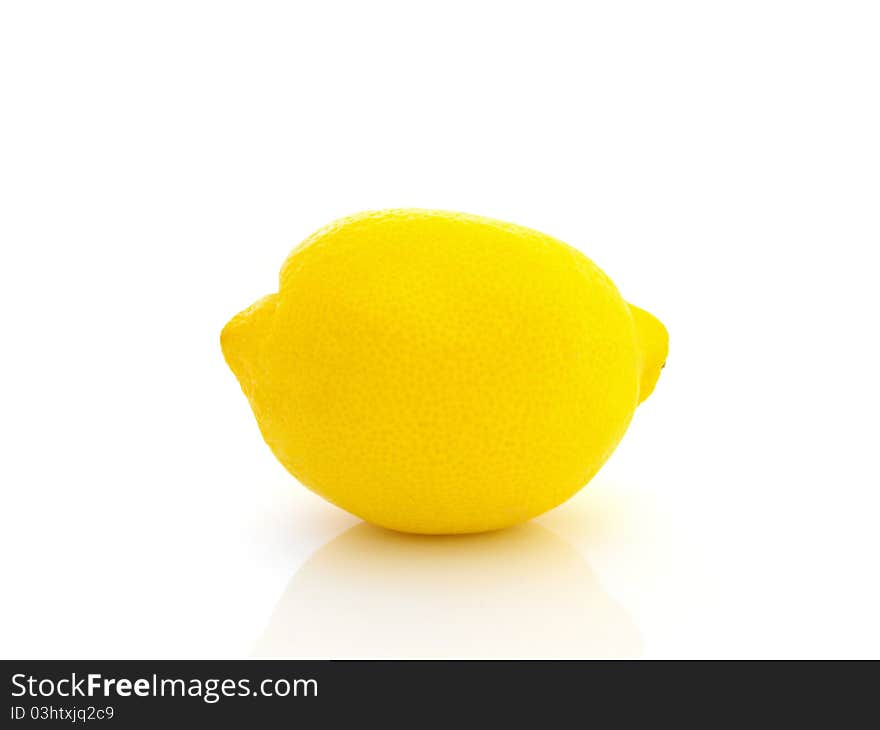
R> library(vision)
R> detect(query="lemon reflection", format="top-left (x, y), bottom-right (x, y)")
top-left (254, 522), bottom-right (642, 658)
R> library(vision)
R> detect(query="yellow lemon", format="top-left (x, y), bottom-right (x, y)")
top-left (222, 210), bottom-right (667, 534)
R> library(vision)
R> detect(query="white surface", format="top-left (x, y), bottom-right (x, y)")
top-left (1, 1), bottom-right (878, 659)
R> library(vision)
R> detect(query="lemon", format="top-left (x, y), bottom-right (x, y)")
top-left (222, 210), bottom-right (667, 534)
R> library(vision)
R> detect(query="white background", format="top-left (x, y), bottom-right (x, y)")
top-left (1, 1), bottom-right (878, 659)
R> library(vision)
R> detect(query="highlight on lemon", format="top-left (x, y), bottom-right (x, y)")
top-left (222, 210), bottom-right (668, 534)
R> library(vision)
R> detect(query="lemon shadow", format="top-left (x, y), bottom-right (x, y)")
top-left (253, 522), bottom-right (643, 659)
